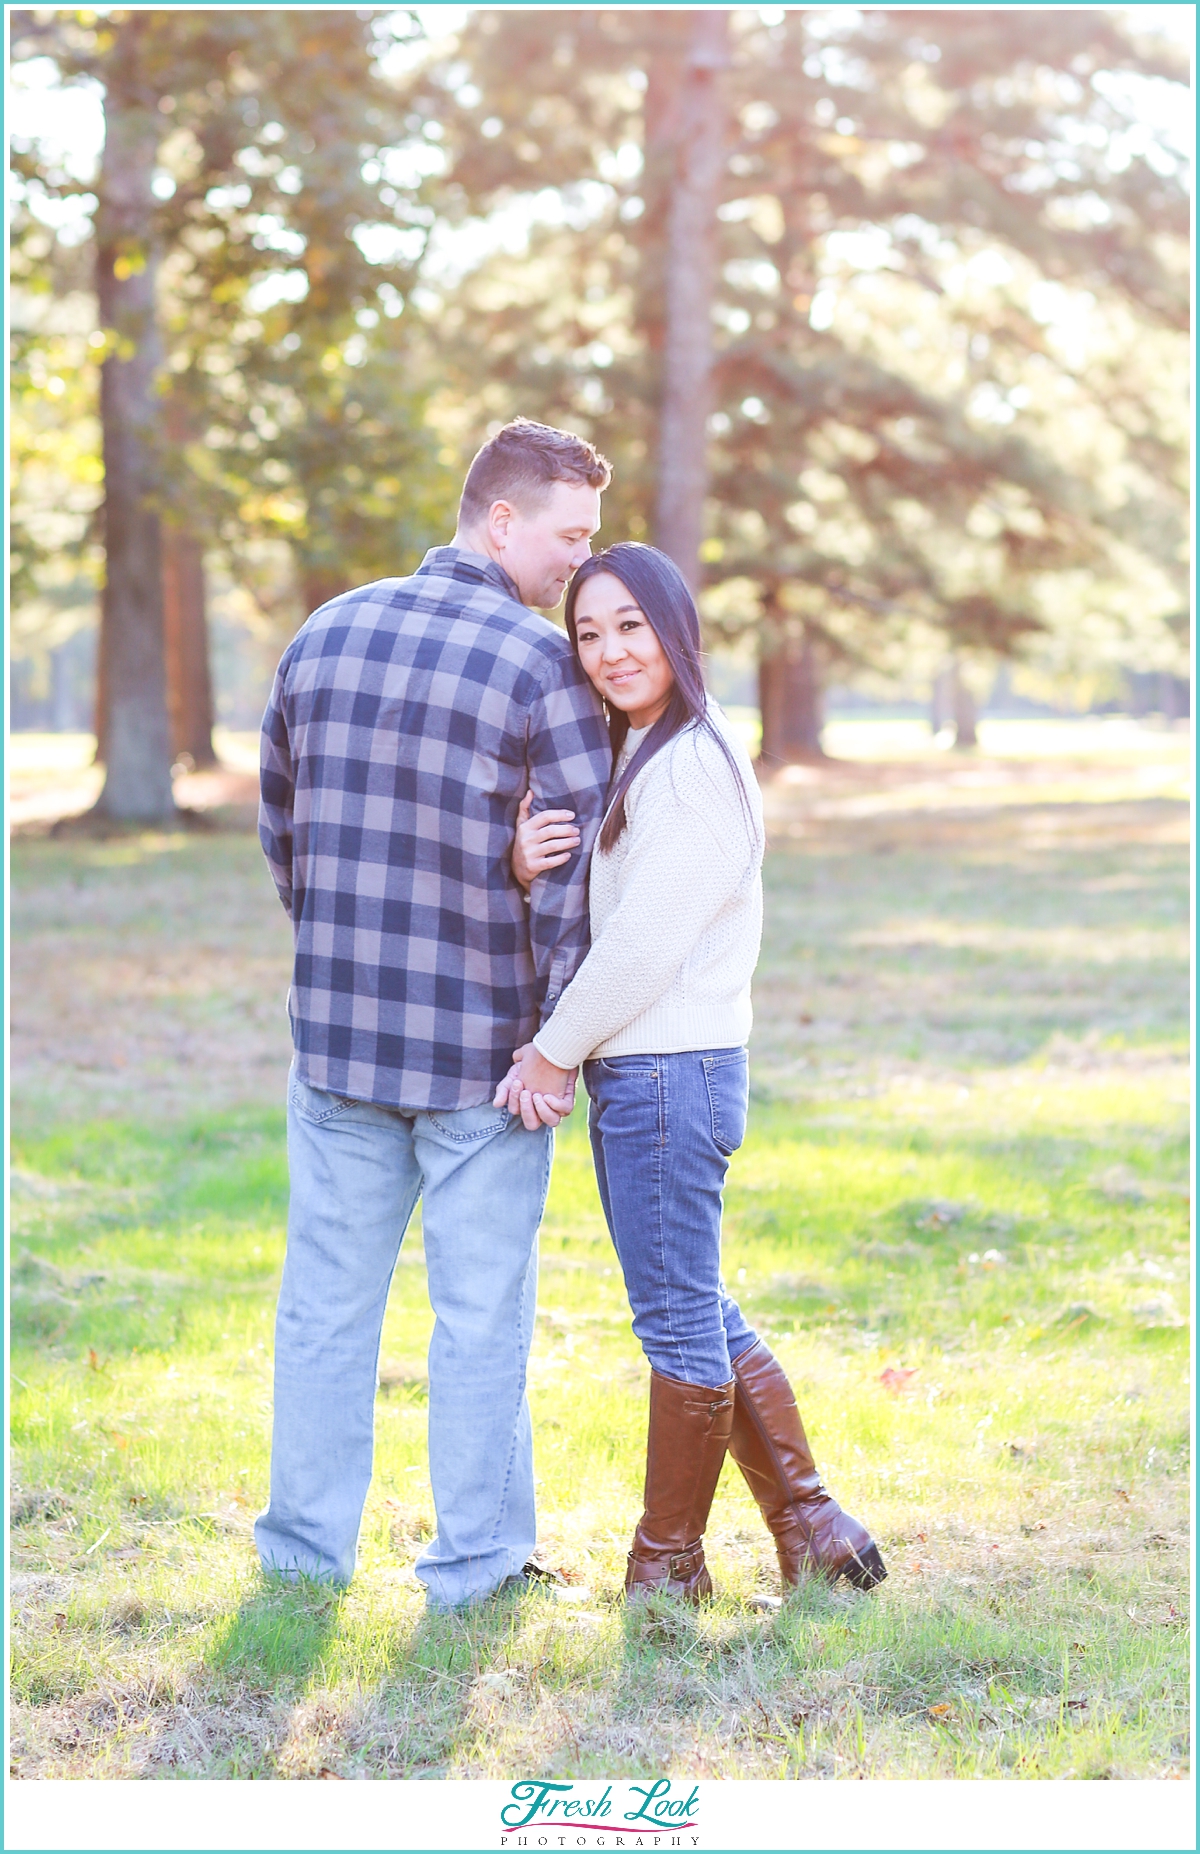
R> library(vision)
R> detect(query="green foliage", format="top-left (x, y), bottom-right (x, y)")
top-left (10, 7), bottom-right (457, 631)
top-left (8, 8), bottom-right (1190, 700)
top-left (414, 8), bottom-right (1189, 676)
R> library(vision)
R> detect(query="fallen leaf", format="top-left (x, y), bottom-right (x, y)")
top-left (1131, 1294), bottom-right (1186, 1329)
top-left (928, 1702), bottom-right (953, 1718)
top-left (879, 1366), bottom-right (919, 1395)
top-left (474, 1669), bottom-right (521, 1695)
top-left (317, 1768), bottom-right (345, 1780)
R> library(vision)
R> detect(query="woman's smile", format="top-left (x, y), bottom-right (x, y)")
top-left (572, 570), bottom-right (675, 729)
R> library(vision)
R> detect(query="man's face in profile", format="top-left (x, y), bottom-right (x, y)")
top-left (490, 478), bottom-right (602, 609)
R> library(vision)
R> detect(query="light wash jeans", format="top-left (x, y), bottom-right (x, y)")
top-left (254, 1067), bottom-right (553, 1608)
top-left (584, 1048), bottom-right (758, 1389)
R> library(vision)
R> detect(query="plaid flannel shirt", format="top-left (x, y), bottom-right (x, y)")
top-left (259, 546), bottom-right (612, 1110)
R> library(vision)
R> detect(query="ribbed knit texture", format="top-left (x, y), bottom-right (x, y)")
top-left (532, 700), bottom-right (764, 1070)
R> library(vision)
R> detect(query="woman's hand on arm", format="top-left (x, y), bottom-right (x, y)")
top-left (511, 789), bottom-right (582, 890)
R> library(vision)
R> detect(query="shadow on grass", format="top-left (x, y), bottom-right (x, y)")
top-left (194, 1572), bottom-right (563, 1776)
top-left (204, 1574), bottom-right (348, 1690)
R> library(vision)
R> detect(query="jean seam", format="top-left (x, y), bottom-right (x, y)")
top-left (655, 1060), bottom-right (680, 1372)
top-left (290, 1086), bottom-right (357, 1127)
top-left (486, 1123), bottom-right (550, 1561)
top-left (426, 1113), bottom-right (509, 1144)
top-left (703, 1065), bottom-right (721, 1151)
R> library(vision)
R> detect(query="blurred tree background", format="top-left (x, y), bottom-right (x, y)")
top-left (9, 6), bottom-right (1191, 816)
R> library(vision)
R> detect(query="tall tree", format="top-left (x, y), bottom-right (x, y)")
top-left (412, 8), bottom-right (1188, 756)
top-left (160, 389), bottom-right (215, 767)
top-left (11, 9), bottom-right (450, 813)
top-left (650, 9), bottom-right (729, 590)
top-left (92, 14), bottom-right (174, 820)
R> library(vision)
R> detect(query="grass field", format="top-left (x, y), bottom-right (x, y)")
top-left (9, 726), bottom-right (1191, 1780)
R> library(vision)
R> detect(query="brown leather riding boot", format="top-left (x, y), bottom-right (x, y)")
top-left (728, 1339), bottom-right (887, 1591)
top-left (625, 1369), bottom-right (735, 1601)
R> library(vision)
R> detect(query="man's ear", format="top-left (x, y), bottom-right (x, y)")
top-left (487, 499), bottom-right (515, 547)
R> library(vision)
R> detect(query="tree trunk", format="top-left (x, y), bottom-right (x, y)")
top-left (301, 567), bottom-right (350, 615)
top-left (931, 664), bottom-right (955, 735)
top-left (932, 657), bottom-right (978, 746)
top-left (162, 527), bottom-right (217, 766)
top-left (759, 614), bottom-right (825, 767)
top-left (160, 389), bottom-right (217, 767)
top-left (953, 669), bottom-right (978, 748)
top-left (92, 16), bottom-right (176, 822)
top-left (652, 9), bottom-right (729, 592)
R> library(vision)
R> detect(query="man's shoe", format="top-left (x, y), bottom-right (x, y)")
top-left (497, 1555), bottom-right (569, 1597)
top-left (728, 1339), bottom-right (887, 1591)
top-left (625, 1370), bottom-right (735, 1602)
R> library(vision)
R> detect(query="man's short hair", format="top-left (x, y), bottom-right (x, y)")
top-left (458, 418), bottom-right (612, 529)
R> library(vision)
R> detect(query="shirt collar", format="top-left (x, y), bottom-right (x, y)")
top-left (416, 545), bottom-right (523, 606)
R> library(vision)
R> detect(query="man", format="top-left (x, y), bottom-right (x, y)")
top-left (256, 419), bottom-right (612, 1608)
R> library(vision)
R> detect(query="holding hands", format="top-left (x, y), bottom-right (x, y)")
top-left (494, 1045), bottom-right (577, 1129)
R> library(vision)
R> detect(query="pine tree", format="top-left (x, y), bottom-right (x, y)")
top-left (11, 9), bottom-right (451, 815)
top-left (412, 7), bottom-right (1188, 755)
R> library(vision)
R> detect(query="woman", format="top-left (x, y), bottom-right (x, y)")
top-left (499, 543), bottom-right (885, 1602)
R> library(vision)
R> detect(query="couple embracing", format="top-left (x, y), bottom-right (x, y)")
top-left (256, 418), bottom-right (885, 1610)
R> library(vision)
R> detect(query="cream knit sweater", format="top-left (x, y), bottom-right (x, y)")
top-left (532, 700), bottom-right (764, 1070)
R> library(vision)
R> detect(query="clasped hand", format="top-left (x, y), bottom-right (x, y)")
top-left (511, 790), bottom-right (581, 889)
top-left (493, 1044), bottom-right (577, 1129)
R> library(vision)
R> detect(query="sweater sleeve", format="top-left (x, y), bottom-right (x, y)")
top-left (531, 740), bottom-right (759, 1070)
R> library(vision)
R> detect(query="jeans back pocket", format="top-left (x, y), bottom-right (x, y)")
top-left (289, 1074), bottom-right (359, 1124)
top-left (702, 1049), bottom-right (749, 1156)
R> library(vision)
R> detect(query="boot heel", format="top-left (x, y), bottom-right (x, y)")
top-left (728, 1340), bottom-right (887, 1596)
top-left (843, 1542), bottom-right (887, 1589)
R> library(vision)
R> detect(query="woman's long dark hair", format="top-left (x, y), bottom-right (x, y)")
top-left (565, 543), bottom-right (753, 854)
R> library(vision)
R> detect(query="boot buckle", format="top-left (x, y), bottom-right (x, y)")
top-left (669, 1549), bottom-right (700, 1579)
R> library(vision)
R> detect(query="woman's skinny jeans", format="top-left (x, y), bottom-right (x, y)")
top-left (584, 1047), bottom-right (758, 1391)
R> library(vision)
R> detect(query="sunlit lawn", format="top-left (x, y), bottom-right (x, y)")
top-left (9, 731), bottom-right (1190, 1779)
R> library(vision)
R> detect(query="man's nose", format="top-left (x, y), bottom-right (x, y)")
top-left (571, 540), bottom-right (592, 568)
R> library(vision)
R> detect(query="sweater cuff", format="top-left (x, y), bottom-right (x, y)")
top-left (532, 1024), bottom-right (591, 1071)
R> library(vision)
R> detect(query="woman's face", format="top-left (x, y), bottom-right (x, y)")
top-left (573, 571), bottom-right (675, 730)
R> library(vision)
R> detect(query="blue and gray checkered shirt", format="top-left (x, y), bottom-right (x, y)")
top-left (259, 545), bottom-right (611, 1110)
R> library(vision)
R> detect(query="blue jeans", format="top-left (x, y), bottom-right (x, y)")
top-left (255, 1068), bottom-right (553, 1607)
top-left (584, 1048), bottom-right (758, 1390)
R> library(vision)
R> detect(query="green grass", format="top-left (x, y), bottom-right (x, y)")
top-left (9, 750), bottom-right (1190, 1779)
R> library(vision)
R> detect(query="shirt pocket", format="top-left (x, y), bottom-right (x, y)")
top-left (702, 1049), bottom-right (749, 1156)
